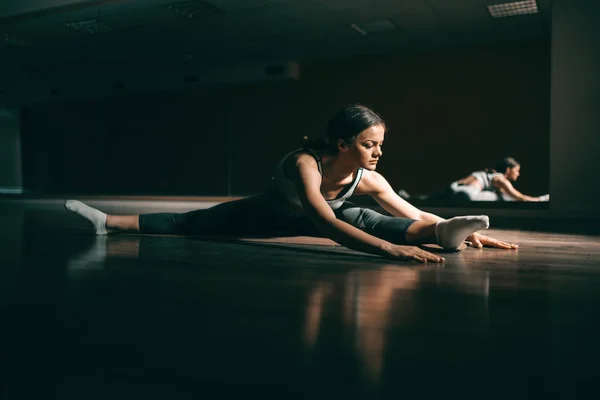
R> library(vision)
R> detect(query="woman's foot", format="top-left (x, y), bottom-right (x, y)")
top-left (435, 215), bottom-right (489, 250)
top-left (65, 200), bottom-right (109, 235)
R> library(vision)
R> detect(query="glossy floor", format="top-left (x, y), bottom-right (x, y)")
top-left (2, 199), bottom-right (600, 399)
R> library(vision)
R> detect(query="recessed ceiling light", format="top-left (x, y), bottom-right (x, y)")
top-left (64, 19), bottom-right (114, 34)
top-left (351, 19), bottom-right (398, 36)
top-left (488, 0), bottom-right (539, 18)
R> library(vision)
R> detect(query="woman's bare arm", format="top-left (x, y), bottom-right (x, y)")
top-left (289, 154), bottom-right (442, 262)
top-left (356, 170), bottom-right (444, 223)
top-left (492, 176), bottom-right (542, 202)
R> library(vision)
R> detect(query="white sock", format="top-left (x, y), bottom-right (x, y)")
top-left (65, 200), bottom-right (108, 235)
top-left (435, 215), bottom-right (489, 250)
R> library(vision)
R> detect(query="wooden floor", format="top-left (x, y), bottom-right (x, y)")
top-left (2, 198), bottom-right (600, 399)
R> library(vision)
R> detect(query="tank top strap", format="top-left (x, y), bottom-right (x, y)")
top-left (348, 168), bottom-right (363, 193)
top-left (329, 167), bottom-right (364, 205)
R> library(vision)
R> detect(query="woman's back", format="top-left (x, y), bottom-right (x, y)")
top-left (470, 170), bottom-right (503, 191)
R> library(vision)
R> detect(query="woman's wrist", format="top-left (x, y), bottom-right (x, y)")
top-left (378, 241), bottom-right (395, 257)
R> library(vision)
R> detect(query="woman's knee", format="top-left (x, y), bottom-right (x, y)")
top-left (335, 206), bottom-right (367, 229)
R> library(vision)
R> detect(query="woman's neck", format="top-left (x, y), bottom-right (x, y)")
top-left (321, 154), bottom-right (357, 183)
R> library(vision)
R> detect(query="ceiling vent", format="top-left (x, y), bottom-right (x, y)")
top-left (488, 0), bottom-right (539, 18)
top-left (351, 19), bottom-right (398, 36)
top-left (182, 61), bottom-right (300, 86)
top-left (64, 19), bottom-right (114, 34)
top-left (162, 0), bottom-right (224, 19)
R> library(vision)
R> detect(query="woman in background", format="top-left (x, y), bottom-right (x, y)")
top-left (448, 157), bottom-right (549, 202)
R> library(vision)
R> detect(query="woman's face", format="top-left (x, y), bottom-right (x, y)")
top-left (341, 124), bottom-right (385, 171)
top-left (506, 165), bottom-right (521, 181)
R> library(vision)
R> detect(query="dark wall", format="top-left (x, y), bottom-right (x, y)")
top-left (22, 88), bottom-right (231, 195)
top-left (550, 0), bottom-right (600, 214)
top-left (21, 41), bottom-right (550, 197)
top-left (0, 108), bottom-right (22, 191)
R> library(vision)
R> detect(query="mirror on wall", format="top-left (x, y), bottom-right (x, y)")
top-left (0, 107), bottom-right (22, 194)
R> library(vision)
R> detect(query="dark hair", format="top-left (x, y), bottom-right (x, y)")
top-left (302, 104), bottom-right (385, 153)
top-left (493, 157), bottom-right (520, 173)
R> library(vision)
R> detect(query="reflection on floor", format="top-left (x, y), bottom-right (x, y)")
top-left (2, 198), bottom-right (600, 400)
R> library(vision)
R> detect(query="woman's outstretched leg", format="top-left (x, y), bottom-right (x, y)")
top-left (434, 216), bottom-right (489, 249)
top-left (65, 200), bottom-right (121, 234)
top-left (65, 200), bottom-right (183, 234)
top-left (404, 216), bottom-right (489, 249)
top-left (404, 220), bottom-right (436, 243)
top-left (107, 215), bottom-right (139, 232)
top-left (65, 196), bottom-right (277, 237)
top-left (336, 205), bottom-right (489, 250)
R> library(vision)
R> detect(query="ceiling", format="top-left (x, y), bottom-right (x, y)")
top-left (0, 0), bottom-right (552, 75)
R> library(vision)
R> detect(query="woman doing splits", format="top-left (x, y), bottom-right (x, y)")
top-left (66, 105), bottom-right (518, 263)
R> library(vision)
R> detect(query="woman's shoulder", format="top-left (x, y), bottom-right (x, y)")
top-left (359, 168), bottom-right (380, 181)
top-left (355, 169), bottom-right (386, 193)
top-left (490, 173), bottom-right (508, 187)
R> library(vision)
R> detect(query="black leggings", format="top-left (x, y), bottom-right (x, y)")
top-left (138, 195), bottom-right (417, 244)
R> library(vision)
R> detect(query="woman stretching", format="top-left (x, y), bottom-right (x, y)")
top-left (66, 105), bottom-right (518, 263)
top-left (448, 157), bottom-right (550, 202)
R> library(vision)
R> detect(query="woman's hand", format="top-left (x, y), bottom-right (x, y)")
top-left (383, 244), bottom-right (445, 263)
top-left (467, 232), bottom-right (518, 249)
